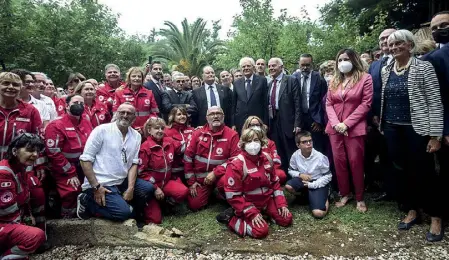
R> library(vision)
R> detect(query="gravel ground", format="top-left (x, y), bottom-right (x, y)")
top-left (31, 244), bottom-right (449, 260)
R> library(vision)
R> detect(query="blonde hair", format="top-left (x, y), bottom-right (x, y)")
top-left (240, 128), bottom-right (268, 150)
top-left (242, 116), bottom-right (268, 140)
top-left (125, 67), bottom-right (145, 86)
top-left (168, 106), bottom-right (188, 126)
top-left (74, 81), bottom-right (95, 95)
top-left (330, 49), bottom-right (366, 92)
top-left (0, 72), bottom-right (22, 84)
top-left (143, 117), bottom-right (166, 138)
top-left (319, 60), bottom-right (336, 77)
top-left (415, 39), bottom-right (436, 55)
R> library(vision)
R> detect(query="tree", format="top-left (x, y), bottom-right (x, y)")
top-left (151, 18), bottom-right (225, 76)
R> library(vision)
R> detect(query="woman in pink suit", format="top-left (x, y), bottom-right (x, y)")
top-left (325, 49), bottom-right (373, 213)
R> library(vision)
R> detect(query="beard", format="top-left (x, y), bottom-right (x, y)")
top-left (117, 118), bottom-right (132, 127)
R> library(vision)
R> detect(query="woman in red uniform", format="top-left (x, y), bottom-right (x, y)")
top-left (139, 117), bottom-right (188, 224)
top-left (241, 116), bottom-right (287, 184)
top-left (0, 133), bottom-right (46, 259)
top-left (113, 67), bottom-right (159, 133)
top-left (75, 81), bottom-right (111, 128)
top-left (218, 128), bottom-right (292, 238)
top-left (164, 106), bottom-right (194, 180)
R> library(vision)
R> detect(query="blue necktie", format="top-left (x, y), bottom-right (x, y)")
top-left (209, 85), bottom-right (217, 106)
top-left (246, 79), bottom-right (252, 100)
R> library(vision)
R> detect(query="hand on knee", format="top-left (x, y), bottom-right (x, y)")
top-left (285, 185), bottom-right (295, 194)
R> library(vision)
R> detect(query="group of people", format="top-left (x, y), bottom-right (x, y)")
top-left (1, 10), bottom-right (449, 260)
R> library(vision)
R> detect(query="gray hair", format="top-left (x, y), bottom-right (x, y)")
top-left (202, 66), bottom-right (214, 74)
top-left (239, 57), bottom-right (255, 67)
top-left (172, 72), bottom-right (184, 81)
top-left (388, 29), bottom-right (416, 54)
top-left (32, 72), bottom-right (48, 79)
top-left (268, 58), bottom-right (284, 66)
top-left (104, 64), bottom-right (120, 73)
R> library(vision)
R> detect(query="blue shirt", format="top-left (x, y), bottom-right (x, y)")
top-left (383, 70), bottom-right (411, 124)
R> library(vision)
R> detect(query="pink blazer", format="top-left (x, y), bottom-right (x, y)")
top-left (325, 73), bottom-right (373, 137)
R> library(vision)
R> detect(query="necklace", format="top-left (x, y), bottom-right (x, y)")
top-left (394, 58), bottom-right (412, 76)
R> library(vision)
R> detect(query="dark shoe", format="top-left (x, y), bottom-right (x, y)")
top-left (76, 193), bottom-right (91, 220)
top-left (426, 223), bottom-right (444, 242)
top-left (373, 192), bottom-right (393, 202)
top-left (35, 241), bottom-right (52, 254)
top-left (216, 207), bottom-right (234, 224)
top-left (398, 217), bottom-right (421, 230)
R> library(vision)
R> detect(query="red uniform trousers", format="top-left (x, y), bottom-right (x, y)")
top-left (143, 179), bottom-right (188, 224)
top-left (26, 173), bottom-right (46, 232)
top-left (187, 176), bottom-right (226, 211)
top-left (275, 169), bottom-right (287, 185)
top-left (0, 223), bottom-right (45, 259)
top-left (227, 198), bottom-right (292, 239)
top-left (329, 134), bottom-right (365, 201)
top-left (54, 174), bottom-right (81, 217)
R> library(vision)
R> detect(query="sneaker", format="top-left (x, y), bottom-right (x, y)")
top-left (76, 193), bottom-right (91, 220)
top-left (216, 207), bottom-right (235, 224)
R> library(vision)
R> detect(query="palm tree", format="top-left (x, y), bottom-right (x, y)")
top-left (152, 18), bottom-right (224, 76)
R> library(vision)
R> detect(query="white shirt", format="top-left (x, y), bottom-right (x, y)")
top-left (28, 95), bottom-right (50, 121)
top-left (38, 94), bottom-right (57, 121)
top-left (288, 148), bottom-right (331, 189)
top-left (205, 83), bottom-right (221, 108)
top-left (244, 74), bottom-right (254, 91)
top-left (440, 43), bottom-right (446, 48)
top-left (269, 73), bottom-right (284, 110)
top-left (229, 84), bottom-right (234, 92)
top-left (80, 122), bottom-right (142, 189)
top-left (300, 72), bottom-right (312, 108)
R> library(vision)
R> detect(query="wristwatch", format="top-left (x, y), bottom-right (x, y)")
top-left (93, 183), bottom-right (101, 191)
top-left (431, 136), bottom-right (442, 142)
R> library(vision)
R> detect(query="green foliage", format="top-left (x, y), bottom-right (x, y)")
top-left (0, 0), bottom-right (146, 86)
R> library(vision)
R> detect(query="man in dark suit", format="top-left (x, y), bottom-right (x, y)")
top-left (192, 66), bottom-right (233, 127)
top-left (292, 54), bottom-right (327, 153)
top-left (143, 61), bottom-right (166, 115)
top-left (423, 11), bottom-right (449, 223)
top-left (161, 73), bottom-right (197, 121)
top-left (267, 58), bottom-right (302, 173)
top-left (232, 57), bottom-right (268, 134)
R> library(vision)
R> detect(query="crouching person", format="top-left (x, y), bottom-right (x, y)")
top-left (285, 131), bottom-right (331, 219)
top-left (218, 129), bottom-right (292, 239)
top-left (0, 134), bottom-right (46, 259)
top-left (139, 117), bottom-right (188, 224)
top-left (76, 104), bottom-right (154, 221)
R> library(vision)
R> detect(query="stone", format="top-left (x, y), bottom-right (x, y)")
top-left (171, 228), bottom-right (184, 237)
top-left (142, 224), bottom-right (166, 236)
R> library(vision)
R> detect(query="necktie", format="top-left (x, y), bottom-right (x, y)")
top-left (301, 74), bottom-right (309, 112)
top-left (209, 85), bottom-right (217, 107)
top-left (246, 79), bottom-right (252, 100)
top-left (270, 79), bottom-right (277, 112)
top-left (177, 91), bottom-right (182, 100)
top-left (381, 56), bottom-right (389, 66)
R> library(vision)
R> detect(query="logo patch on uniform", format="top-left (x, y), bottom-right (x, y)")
top-left (1, 182), bottom-right (12, 188)
top-left (227, 177), bottom-right (235, 186)
top-left (46, 139), bottom-right (55, 147)
top-left (168, 153), bottom-right (173, 160)
top-left (264, 164), bottom-right (271, 169)
top-left (16, 117), bottom-right (30, 122)
top-left (216, 148), bottom-right (223, 155)
top-left (203, 137), bottom-right (208, 142)
top-left (98, 96), bottom-right (104, 102)
top-left (150, 177), bottom-right (155, 183)
top-left (99, 114), bottom-right (105, 120)
top-left (113, 100), bottom-right (117, 105)
top-left (247, 168), bottom-right (258, 174)
top-left (107, 97), bottom-right (113, 103)
top-left (217, 139), bottom-right (227, 142)
top-left (144, 99), bottom-right (150, 105)
top-left (58, 105), bottom-right (64, 111)
top-left (1, 192), bottom-right (13, 203)
top-left (138, 158), bottom-right (142, 165)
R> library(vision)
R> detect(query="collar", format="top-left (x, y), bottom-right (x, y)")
top-left (64, 113), bottom-right (82, 126)
top-left (300, 71), bottom-right (311, 78)
top-left (440, 43), bottom-right (446, 48)
top-left (146, 135), bottom-right (169, 149)
top-left (28, 95), bottom-right (38, 105)
top-left (151, 77), bottom-right (160, 85)
top-left (299, 148), bottom-right (316, 160)
top-left (275, 72), bottom-right (284, 82)
top-left (202, 123), bottom-right (225, 136)
top-left (244, 74), bottom-right (254, 82)
top-left (206, 83), bottom-right (217, 89)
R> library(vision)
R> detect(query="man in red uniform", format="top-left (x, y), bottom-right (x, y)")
top-left (44, 94), bottom-right (93, 218)
top-left (183, 106), bottom-right (240, 210)
top-left (96, 64), bottom-right (124, 112)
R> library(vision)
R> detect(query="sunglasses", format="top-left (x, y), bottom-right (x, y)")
top-left (121, 148), bottom-right (127, 164)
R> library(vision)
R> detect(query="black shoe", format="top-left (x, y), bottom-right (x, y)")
top-left (373, 192), bottom-right (392, 202)
top-left (35, 241), bottom-right (52, 254)
top-left (426, 223), bottom-right (445, 242)
top-left (76, 193), bottom-right (91, 220)
top-left (216, 207), bottom-right (235, 224)
top-left (398, 217), bottom-right (421, 230)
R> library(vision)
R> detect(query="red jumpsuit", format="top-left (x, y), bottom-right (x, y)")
top-left (264, 139), bottom-right (287, 184)
top-left (164, 123), bottom-right (195, 179)
top-left (0, 101), bottom-right (46, 232)
top-left (0, 160), bottom-right (46, 259)
top-left (224, 151), bottom-right (292, 239)
top-left (52, 96), bottom-right (66, 117)
top-left (84, 100), bottom-right (111, 128)
top-left (44, 114), bottom-right (92, 217)
top-left (112, 86), bottom-right (159, 131)
top-left (96, 82), bottom-right (125, 112)
top-left (138, 136), bottom-right (188, 224)
top-left (183, 125), bottom-right (240, 210)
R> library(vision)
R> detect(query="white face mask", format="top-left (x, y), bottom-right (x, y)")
top-left (324, 75), bottom-right (332, 84)
top-left (251, 126), bottom-right (262, 131)
top-left (338, 61), bottom-right (353, 73)
top-left (245, 141), bottom-right (261, 155)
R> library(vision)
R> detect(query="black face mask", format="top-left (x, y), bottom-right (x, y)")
top-left (432, 27), bottom-right (449, 44)
top-left (69, 103), bottom-right (84, 116)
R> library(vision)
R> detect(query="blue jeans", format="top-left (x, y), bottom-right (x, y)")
top-left (84, 178), bottom-right (154, 221)
top-left (287, 177), bottom-right (329, 211)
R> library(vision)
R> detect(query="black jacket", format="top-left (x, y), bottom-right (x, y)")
top-left (192, 84), bottom-right (233, 127)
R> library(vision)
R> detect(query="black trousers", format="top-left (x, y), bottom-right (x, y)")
top-left (301, 113), bottom-right (327, 154)
top-left (269, 114), bottom-right (297, 175)
top-left (364, 126), bottom-right (390, 193)
top-left (383, 122), bottom-right (442, 217)
top-left (437, 144), bottom-right (449, 218)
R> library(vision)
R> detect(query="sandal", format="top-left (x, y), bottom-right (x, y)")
top-left (356, 201), bottom-right (367, 213)
top-left (335, 195), bottom-right (353, 208)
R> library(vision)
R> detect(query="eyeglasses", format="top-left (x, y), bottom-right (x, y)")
top-left (300, 140), bottom-right (313, 145)
top-left (121, 148), bottom-right (127, 164)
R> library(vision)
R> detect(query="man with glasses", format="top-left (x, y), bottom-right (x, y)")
top-left (161, 73), bottom-right (197, 121)
top-left (32, 72), bottom-right (58, 121)
top-left (184, 106), bottom-right (240, 211)
top-left (77, 103), bottom-right (154, 222)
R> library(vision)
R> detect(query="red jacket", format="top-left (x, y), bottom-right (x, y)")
top-left (224, 151), bottom-right (287, 220)
top-left (138, 136), bottom-right (182, 189)
top-left (112, 86), bottom-right (159, 130)
top-left (52, 96), bottom-right (66, 117)
top-left (44, 114), bottom-right (92, 179)
top-left (0, 101), bottom-right (42, 160)
top-left (183, 124), bottom-right (240, 186)
top-left (84, 100), bottom-right (111, 128)
top-left (97, 82), bottom-right (125, 112)
top-left (164, 123), bottom-right (194, 173)
top-left (264, 139), bottom-right (282, 170)
top-left (0, 160), bottom-right (30, 223)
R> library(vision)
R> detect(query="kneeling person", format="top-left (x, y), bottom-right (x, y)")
top-left (285, 131), bottom-right (331, 219)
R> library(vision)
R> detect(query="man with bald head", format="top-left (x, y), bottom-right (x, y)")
top-left (77, 103), bottom-right (154, 221)
top-left (220, 71), bottom-right (233, 91)
top-left (255, 58), bottom-right (271, 82)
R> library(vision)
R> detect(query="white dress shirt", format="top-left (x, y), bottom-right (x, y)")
top-left (80, 122), bottom-right (142, 189)
top-left (288, 148), bottom-right (331, 189)
top-left (300, 72), bottom-right (312, 108)
top-left (205, 83), bottom-right (221, 108)
top-left (244, 74), bottom-right (254, 91)
top-left (28, 95), bottom-right (50, 121)
top-left (38, 94), bottom-right (57, 121)
top-left (269, 73), bottom-right (284, 110)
